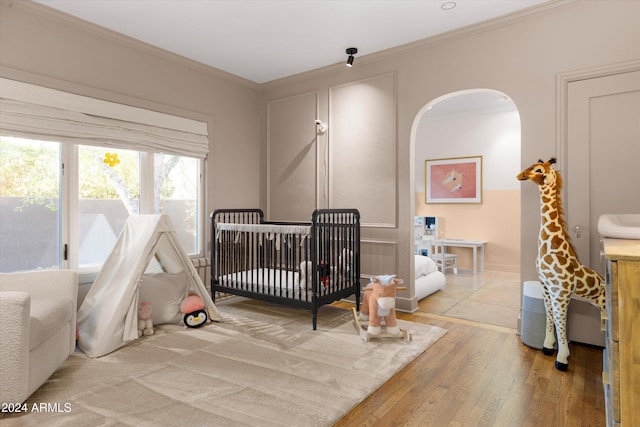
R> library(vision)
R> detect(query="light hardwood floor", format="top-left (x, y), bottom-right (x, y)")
top-left (417, 271), bottom-right (521, 329)
top-left (333, 271), bottom-right (606, 427)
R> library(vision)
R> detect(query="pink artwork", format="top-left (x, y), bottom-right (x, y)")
top-left (425, 157), bottom-right (482, 203)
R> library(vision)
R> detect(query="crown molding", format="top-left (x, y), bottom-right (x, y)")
top-left (6, 0), bottom-right (585, 93)
top-left (260, 0), bottom-right (586, 90)
top-left (6, 0), bottom-right (261, 91)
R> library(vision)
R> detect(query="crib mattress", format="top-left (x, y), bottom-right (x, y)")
top-left (219, 268), bottom-right (302, 291)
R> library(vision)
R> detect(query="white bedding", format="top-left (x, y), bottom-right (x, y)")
top-left (216, 222), bottom-right (311, 247)
top-left (415, 255), bottom-right (445, 300)
top-left (219, 268), bottom-right (303, 291)
top-left (415, 272), bottom-right (445, 300)
top-left (216, 222), bottom-right (310, 235)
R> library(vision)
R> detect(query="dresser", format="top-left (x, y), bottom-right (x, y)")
top-left (602, 238), bottom-right (640, 427)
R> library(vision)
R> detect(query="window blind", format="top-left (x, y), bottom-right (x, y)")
top-left (0, 78), bottom-right (209, 158)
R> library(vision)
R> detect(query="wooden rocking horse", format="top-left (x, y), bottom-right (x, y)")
top-left (352, 275), bottom-right (411, 342)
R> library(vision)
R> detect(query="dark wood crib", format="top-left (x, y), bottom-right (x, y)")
top-left (211, 208), bottom-right (361, 329)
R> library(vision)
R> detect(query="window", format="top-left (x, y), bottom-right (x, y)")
top-left (0, 78), bottom-right (209, 275)
top-left (0, 137), bottom-right (204, 274)
top-left (78, 145), bottom-right (140, 269)
top-left (154, 154), bottom-right (200, 254)
top-left (0, 137), bottom-right (62, 272)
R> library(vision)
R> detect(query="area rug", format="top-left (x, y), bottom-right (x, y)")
top-left (1, 298), bottom-right (446, 427)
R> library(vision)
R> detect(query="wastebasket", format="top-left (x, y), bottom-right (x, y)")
top-left (521, 281), bottom-right (549, 349)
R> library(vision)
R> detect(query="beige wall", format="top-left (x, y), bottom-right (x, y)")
top-left (415, 99), bottom-right (521, 273)
top-left (2, 1), bottom-right (639, 312)
top-left (0, 1), bottom-right (262, 228)
top-left (260, 0), bottom-right (640, 311)
top-left (416, 190), bottom-right (520, 273)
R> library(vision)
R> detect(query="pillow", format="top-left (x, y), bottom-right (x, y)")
top-left (138, 273), bottom-right (187, 325)
top-left (415, 255), bottom-right (437, 278)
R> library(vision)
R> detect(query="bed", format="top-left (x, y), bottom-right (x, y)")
top-left (414, 255), bottom-right (446, 300)
top-left (211, 208), bottom-right (361, 329)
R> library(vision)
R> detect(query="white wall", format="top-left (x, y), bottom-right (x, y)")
top-left (414, 100), bottom-right (522, 272)
top-left (415, 107), bottom-right (521, 193)
top-left (261, 0), bottom-right (640, 309)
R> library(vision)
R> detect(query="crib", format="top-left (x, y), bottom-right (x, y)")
top-left (211, 208), bottom-right (361, 329)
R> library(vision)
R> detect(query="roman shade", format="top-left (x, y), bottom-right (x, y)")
top-left (0, 78), bottom-right (209, 158)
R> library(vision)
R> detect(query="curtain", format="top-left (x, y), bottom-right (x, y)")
top-left (0, 78), bottom-right (208, 158)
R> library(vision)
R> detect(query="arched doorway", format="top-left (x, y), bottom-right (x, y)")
top-left (409, 89), bottom-right (522, 328)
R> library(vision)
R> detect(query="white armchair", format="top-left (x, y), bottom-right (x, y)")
top-left (0, 270), bottom-right (78, 404)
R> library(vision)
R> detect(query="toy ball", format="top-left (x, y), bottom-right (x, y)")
top-left (183, 309), bottom-right (208, 328)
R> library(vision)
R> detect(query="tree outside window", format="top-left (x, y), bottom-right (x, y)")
top-left (0, 137), bottom-right (62, 271)
top-left (0, 136), bottom-right (202, 273)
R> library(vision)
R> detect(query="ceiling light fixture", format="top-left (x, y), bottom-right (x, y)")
top-left (441, 2), bottom-right (456, 10)
top-left (346, 47), bottom-right (358, 67)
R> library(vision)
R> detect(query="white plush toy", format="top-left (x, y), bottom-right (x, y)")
top-left (338, 249), bottom-right (353, 280)
top-left (137, 301), bottom-right (154, 337)
top-left (299, 261), bottom-right (313, 290)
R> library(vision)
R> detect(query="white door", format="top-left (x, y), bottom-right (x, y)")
top-left (567, 70), bottom-right (640, 276)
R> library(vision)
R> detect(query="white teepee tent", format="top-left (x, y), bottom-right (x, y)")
top-left (78, 215), bottom-right (220, 358)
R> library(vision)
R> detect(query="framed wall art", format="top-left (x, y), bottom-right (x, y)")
top-left (425, 156), bottom-right (482, 203)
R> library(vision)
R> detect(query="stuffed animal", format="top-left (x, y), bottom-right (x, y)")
top-left (299, 261), bottom-right (312, 290)
top-left (338, 249), bottom-right (353, 280)
top-left (137, 301), bottom-right (154, 337)
top-left (180, 294), bottom-right (208, 328)
top-left (299, 260), bottom-right (334, 290)
top-left (360, 275), bottom-right (403, 336)
top-left (318, 260), bottom-right (330, 287)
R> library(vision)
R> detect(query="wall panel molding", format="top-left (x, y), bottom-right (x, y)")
top-left (266, 91), bottom-right (319, 221)
top-left (329, 73), bottom-right (397, 227)
top-left (360, 239), bottom-right (397, 278)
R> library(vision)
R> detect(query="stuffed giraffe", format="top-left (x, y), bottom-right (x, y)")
top-left (517, 158), bottom-right (605, 371)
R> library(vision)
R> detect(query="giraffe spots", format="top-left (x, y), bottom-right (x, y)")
top-left (544, 254), bottom-right (570, 272)
top-left (547, 285), bottom-right (560, 293)
top-left (561, 262), bottom-right (573, 273)
top-left (585, 276), bottom-right (598, 288)
top-left (540, 229), bottom-right (550, 240)
top-left (587, 286), bottom-right (603, 298)
top-left (564, 260), bottom-right (577, 275)
top-left (547, 223), bottom-right (561, 233)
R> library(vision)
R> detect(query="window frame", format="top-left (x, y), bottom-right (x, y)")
top-left (0, 139), bottom-right (205, 279)
top-left (1, 78), bottom-right (209, 278)
top-left (68, 146), bottom-right (206, 282)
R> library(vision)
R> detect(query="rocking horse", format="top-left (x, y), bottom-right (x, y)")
top-left (352, 275), bottom-right (411, 342)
